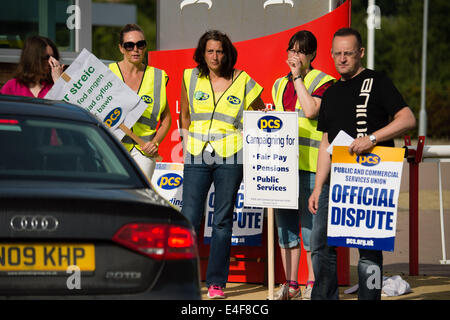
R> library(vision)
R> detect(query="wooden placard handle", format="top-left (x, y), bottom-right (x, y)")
top-left (61, 72), bottom-right (71, 82)
top-left (119, 123), bottom-right (162, 161)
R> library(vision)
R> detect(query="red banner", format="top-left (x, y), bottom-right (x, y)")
top-left (149, 1), bottom-right (351, 285)
top-left (149, 1), bottom-right (350, 163)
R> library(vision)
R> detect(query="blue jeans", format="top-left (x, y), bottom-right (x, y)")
top-left (275, 171), bottom-right (315, 251)
top-left (311, 183), bottom-right (383, 300)
top-left (181, 153), bottom-right (243, 288)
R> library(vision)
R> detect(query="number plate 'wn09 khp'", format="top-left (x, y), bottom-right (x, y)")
top-left (0, 244), bottom-right (95, 274)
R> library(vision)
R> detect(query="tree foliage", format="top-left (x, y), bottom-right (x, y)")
top-left (351, 0), bottom-right (449, 138)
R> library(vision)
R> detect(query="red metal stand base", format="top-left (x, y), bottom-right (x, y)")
top-left (404, 136), bottom-right (425, 276)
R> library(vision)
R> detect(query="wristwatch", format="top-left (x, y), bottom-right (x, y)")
top-left (369, 134), bottom-right (377, 145)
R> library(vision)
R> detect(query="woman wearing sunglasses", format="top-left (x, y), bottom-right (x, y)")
top-left (109, 24), bottom-right (172, 180)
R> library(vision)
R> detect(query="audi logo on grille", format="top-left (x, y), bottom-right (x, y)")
top-left (10, 215), bottom-right (59, 232)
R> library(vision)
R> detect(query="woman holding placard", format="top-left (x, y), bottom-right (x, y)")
top-left (109, 24), bottom-right (171, 179)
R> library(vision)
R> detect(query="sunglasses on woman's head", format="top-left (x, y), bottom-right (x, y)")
top-left (122, 40), bottom-right (147, 51)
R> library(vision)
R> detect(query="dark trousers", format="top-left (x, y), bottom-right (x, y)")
top-left (181, 153), bottom-right (243, 288)
top-left (310, 183), bottom-right (383, 300)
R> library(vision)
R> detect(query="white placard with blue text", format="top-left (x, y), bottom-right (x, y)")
top-left (243, 111), bottom-right (298, 209)
top-left (203, 183), bottom-right (264, 246)
top-left (45, 49), bottom-right (147, 141)
top-left (151, 162), bottom-right (185, 209)
top-left (328, 146), bottom-right (405, 251)
top-left (151, 163), bottom-right (264, 246)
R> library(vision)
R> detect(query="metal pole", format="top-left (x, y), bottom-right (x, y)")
top-left (419, 0), bottom-right (429, 137)
top-left (367, 0), bottom-right (376, 69)
top-left (438, 162), bottom-right (447, 263)
top-left (75, 0), bottom-right (80, 52)
top-left (408, 136), bottom-right (425, 276)
top-left (267, 207), bottom-right (274, 300)
top-left (409, 160), bottom-right (419, 276)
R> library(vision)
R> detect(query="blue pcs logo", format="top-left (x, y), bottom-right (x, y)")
top-left (141, 95), bottom-right (153, 104)
top-left (103, 107), bottom-right (122, 128)
top-left (356, 153), bottom-right (381, 166)
top-left (194, 91), bottom-right (210, 101)
top-left (257, 115), bottom-right (283, 133)
top-left (157, 173), bottom-right (183, 190)
top-left (227, 95), bottom-right (241, 105)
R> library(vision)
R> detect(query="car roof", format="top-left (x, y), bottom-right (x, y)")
top-left (0, 94), bottom-right (99, 124)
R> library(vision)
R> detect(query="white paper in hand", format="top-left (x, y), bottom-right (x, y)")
top-left (326, 130), bottom-right (354, 154)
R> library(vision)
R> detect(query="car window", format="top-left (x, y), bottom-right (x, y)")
top-left (0, 115), bottom-right (144, 187)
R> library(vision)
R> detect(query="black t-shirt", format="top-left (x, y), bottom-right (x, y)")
top-left (317, 69), bottom-right (407, 147)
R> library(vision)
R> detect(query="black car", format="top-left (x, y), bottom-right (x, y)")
top-left (0, 95), bottom-right (201, 299)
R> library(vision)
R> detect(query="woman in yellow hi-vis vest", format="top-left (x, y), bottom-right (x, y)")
top-left (180, 30), bottom-right (265, 299)
top-left (271, 31), bottom-right (335, 300)
top-left (109, 24), bottom-right (171, 180)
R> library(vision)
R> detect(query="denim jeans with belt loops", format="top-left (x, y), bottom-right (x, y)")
top-left (181, 152), bottom-right (243, 288)
top-left (311, 182), bottom-right (383, 300)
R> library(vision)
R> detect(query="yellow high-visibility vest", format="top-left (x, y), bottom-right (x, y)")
top-left (184, 68), bottom-right (263, 158)
top-left (109, 63), bottom-right (168, 154)
top-left (272, 69), bottom-right (335, 172)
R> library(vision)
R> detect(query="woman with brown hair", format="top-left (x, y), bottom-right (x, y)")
top-left (109, 24), bottom-right (171, 179)
top-left (272, 30), bottom-right (335, 300)
top-left (180, 30), bottom-right (265, 299)
top-left (1, 35), bottom-right (64, 97)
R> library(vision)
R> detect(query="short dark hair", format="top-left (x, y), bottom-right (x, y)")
top-left (15, 36), bottom-right (60, 86)
top-left (193, 30), bottom-right (237, 79)
top-left (119, 24), bottom-right (145, 45)
top-left (333, 28), bottom-right (363, 49)
top-left (287, 30), bottom-right (317, 61)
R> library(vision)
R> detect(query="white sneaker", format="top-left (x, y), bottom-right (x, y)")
top-left (302, 286), bottom-right (312, 300)
top-left (273, 283), bottom-right (289, 300)
top-left (273, 283), bottom-right (301, 300)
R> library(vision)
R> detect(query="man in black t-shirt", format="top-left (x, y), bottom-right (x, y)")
top-left (308, 28), bottom-right (416, 300)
